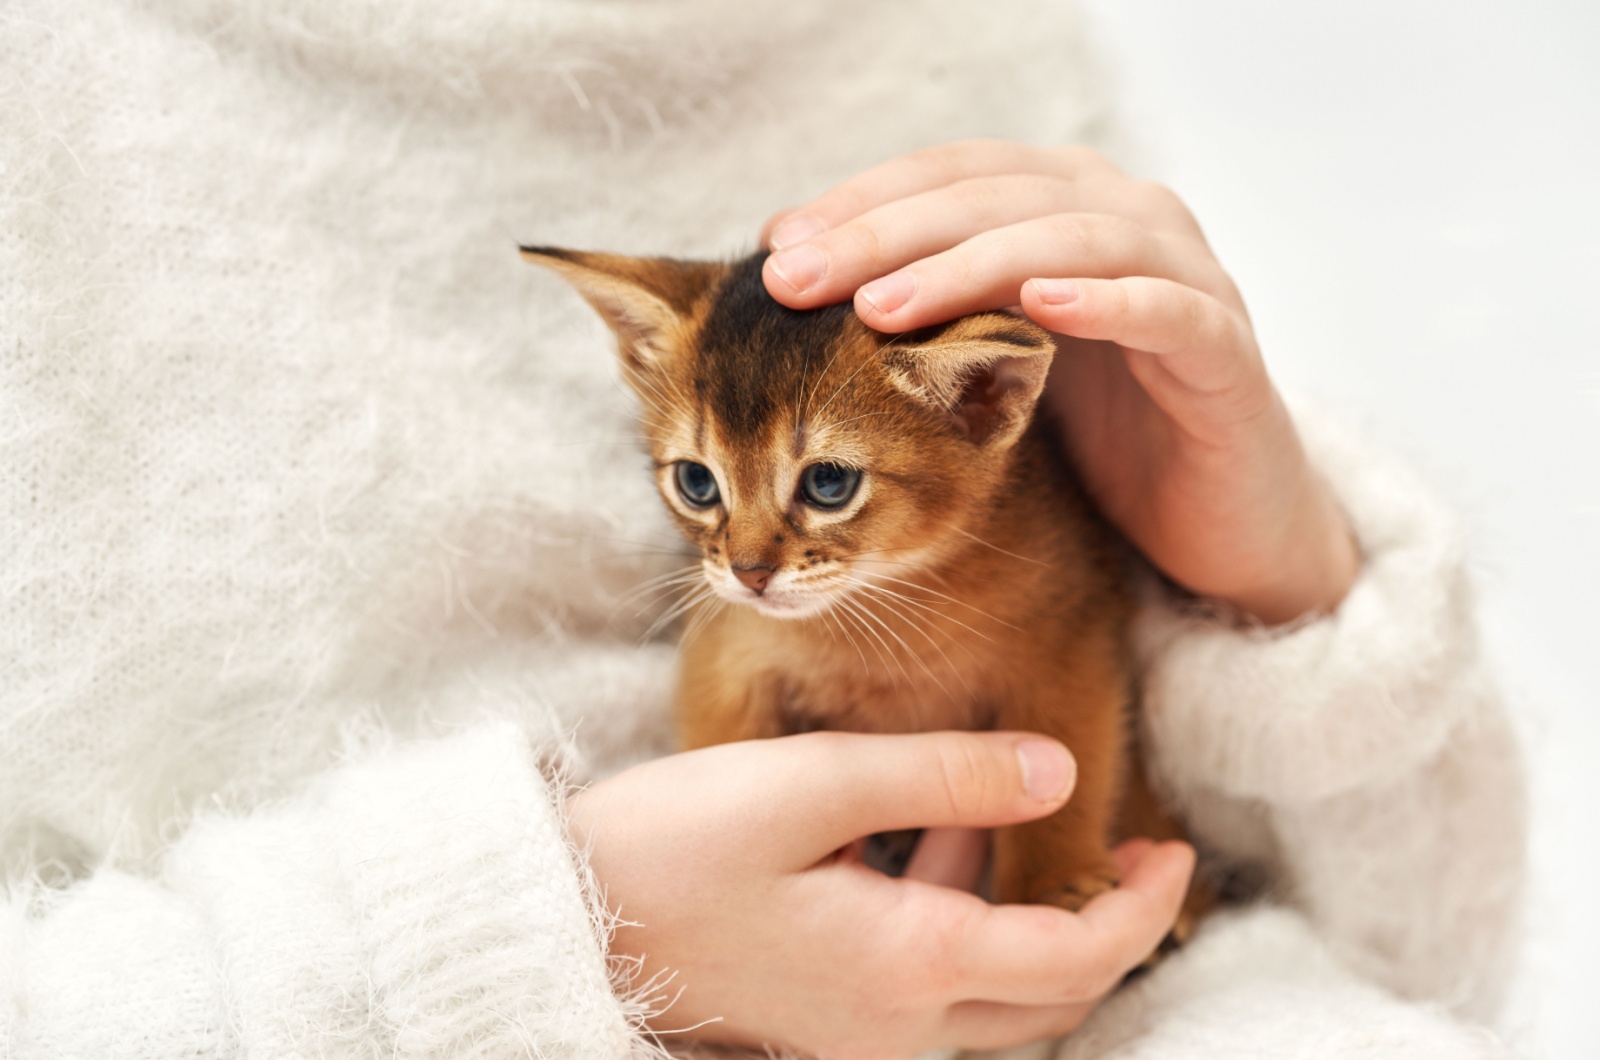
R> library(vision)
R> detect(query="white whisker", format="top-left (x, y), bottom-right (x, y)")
top-left (642, 583), bottom-right (716, 643)
top-left (950, 525), bottom-right (1052, 568)
top-left (854, 571), bottom-right (1020, 632)
top-left (850, 577), bottom-right (997, 648)
top-left (836, 596), bottom-right (902, 686)
top-left (841, 586), bottom-right (954, 699)
top-left (850, 578), bottom-right (980, 682)
top-left (823, 607), bottom-right (870, 673)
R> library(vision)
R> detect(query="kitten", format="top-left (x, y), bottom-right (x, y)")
top-left (525, 246), bottom-right (1196, 914)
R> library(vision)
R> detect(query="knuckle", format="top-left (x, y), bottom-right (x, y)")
top-left (831, 185), bottom-right (871, 220)
top-left (1044, 212), bottom-right (1093, 255)
top-left (934, 738), bottom-right (995, 821)
top-left (835, 218), bottom-right (888, 267)
top-left (1195, 298), bottom-right (1233, 350)
top-left (903, 142), bottom-right (967, 185)
top-left (949, 174), bottom-right (1011, 217)
top-left (1053, 143), bottom-right (1108, 173)
top-left (1107, 279), bottom-right (1136, 321)
top-left (1129, 179), bottom-right (1193, 221)
top-left (1059, 948), bottom-right (1119, 1001)
top-left (1046, 212), bottom-right (1126, 260)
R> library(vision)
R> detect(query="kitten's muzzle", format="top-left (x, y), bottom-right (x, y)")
top-left (732, 565), bottom-right (774, 596)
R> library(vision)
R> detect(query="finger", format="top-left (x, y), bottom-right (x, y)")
top-left (764, 730), bottom-right (1077, 867)
top-left (1021, 276), bottom-right (1267, 420)
top-left (846, 214), bottom-right (1227, 333)
top-left (766, 173), bottom-right (1139, 308)
top-left (937, 998), bottom-right (1095, 1052)
top-left (762, 140), bottom-right (1120, 250)
top-left (1110, 837), bottom-right (1157, 877)
top-left (766, 175), bottom-right (1210, 309)
top-left (903, 827), bottom-right (990, 892)
top-left (955, 841), bottom-right (1195, 1006)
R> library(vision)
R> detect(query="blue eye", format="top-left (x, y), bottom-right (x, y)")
top-left (674, 462), bottom-right (720, 507)
top-left (800, 463), bottom-right (861, 508)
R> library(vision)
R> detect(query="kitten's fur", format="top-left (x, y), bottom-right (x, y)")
top-left (526, 246), bottom-right (1195, 913)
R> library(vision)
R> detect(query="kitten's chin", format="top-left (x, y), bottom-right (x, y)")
top-left (709, 580), bottom-right (836, 620)
top-left (745, 594), bottom-right (834, 620)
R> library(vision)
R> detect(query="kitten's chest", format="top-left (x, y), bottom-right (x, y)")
top-left (774, 669), bottom-right (988, 736)
top-left (743, 614), bottom-right (1002, 737)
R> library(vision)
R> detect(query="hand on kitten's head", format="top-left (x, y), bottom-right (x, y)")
top-left (762, 140), bottom-right (1360, 625)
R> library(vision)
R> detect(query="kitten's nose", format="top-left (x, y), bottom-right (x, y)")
top-left (732, 565), bottom-right (773, 595)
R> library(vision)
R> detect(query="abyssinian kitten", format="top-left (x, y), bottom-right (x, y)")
top-left (524, 245), bottom-right (1202, 918)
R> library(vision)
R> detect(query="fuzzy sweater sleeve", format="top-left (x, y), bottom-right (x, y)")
top-left (1135, 406), bottom-right (1526, 1022)
top-left (0, 723), bottom-right (657, 1060)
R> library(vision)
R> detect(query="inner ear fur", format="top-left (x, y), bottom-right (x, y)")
top-left (519, 246), bottom-right (722, 376)
top-left (884, 314), bottom-right (1056, 447)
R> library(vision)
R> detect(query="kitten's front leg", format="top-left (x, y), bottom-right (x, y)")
top-left (990, 631), bottom-right (1129, 911)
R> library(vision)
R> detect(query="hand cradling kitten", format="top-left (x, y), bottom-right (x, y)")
top-left (525, 246), bottom-right (1210, 931)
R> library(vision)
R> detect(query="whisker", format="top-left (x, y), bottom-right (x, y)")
top-left (850, 578), bottom-right (996, 648)
top-left (819, 410), bottom-right (899, 431)
top-left (950, 525), bottom-right (1052, 568)
top-left (823, 607), bottom-right (870, 673)
top-left (621, 570), bottom-right (707, 611)
top-left (852, 581), bottom-right (976, 692)
top-left (641, 583), bottom-right (716, 643)
top-left (836, 596), bottom-right (902, 686)
top-left (854, 571), bottom-right (1021, 632)
top-left (680, 595), bottom-right (726, 646)
top-left (843, 589), bottom-right (950, 698)
top-left (811, 353), bottom-right (877, 421)
top-left (851, 577), bottom-right (980, 649)
top-left (802, 345), bottom-right (848, 421)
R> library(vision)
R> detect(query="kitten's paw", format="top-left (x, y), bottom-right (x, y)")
top-left (1029, 868), bottom-right (1120, 912)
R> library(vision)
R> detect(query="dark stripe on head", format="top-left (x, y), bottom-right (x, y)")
top-left (696, 252), bottom-right (855, 438)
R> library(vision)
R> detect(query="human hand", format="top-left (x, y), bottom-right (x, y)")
top-left (568, 731), bottom-right (1194, 1059)
top-left (761, 140), bottom-right (1359, 624)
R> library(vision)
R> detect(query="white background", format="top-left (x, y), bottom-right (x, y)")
top-left (1076, 1), bottom-right (1598, 1054)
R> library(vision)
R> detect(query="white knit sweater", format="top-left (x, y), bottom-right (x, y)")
top-left (0, 1), bottom-right (1523, 1057)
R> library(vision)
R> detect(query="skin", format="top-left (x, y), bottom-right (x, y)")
top-left (571, 141), bottom-right (1357, 1057)
top-left (760, 140), bottom-right (1360, 626)
top-left (569, 731), bottom-right (1194, 1058)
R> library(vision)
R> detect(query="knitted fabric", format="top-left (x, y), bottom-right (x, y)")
top-left (0, 1), bottom-right (1522, 1056)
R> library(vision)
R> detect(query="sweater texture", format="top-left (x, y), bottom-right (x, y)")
top-left (0, 1), bottom-right (1523, 1056)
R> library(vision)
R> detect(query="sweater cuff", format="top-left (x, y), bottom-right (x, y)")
top-left (1135, 405), bottom-right (1495, 804)
top-left (167, 722), bottom-right (646, 1058)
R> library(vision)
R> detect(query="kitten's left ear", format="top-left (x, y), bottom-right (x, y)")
top-left (519, 246), bottom-right (721, 376)
top-left (884, 314), bottom-right (1056, 448)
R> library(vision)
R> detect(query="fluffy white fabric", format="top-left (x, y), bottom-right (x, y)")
top-left (0, 0), bottom-right (1522, 1057)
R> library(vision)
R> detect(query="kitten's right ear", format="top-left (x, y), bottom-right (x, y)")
top-left (519, 246), bottom-right (720, 375)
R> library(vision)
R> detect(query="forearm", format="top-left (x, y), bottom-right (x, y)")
top-left (1136, 404), bottom-right (1526, 1017)
top-left (2, 725), bottom-right (646, 1058)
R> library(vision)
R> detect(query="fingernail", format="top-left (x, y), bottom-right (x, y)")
top-left (858, 272), bottom-right (916, 316)
top-left (1031, 278), bottom-right (1080, 305)
top-left (770, 213), bottom-right (827, 250)
top-left (768, 243), bottom-right (827, 293)
top-left (1016, 739), bottom-right (1075, 802)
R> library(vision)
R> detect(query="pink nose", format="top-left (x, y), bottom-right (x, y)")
top-left (733, 566), bottom-right (773, 595)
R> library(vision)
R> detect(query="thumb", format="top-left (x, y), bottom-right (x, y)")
top-left (771, 730), bottom-right (1076, 867)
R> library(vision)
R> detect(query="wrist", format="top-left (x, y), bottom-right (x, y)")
top-left (1215, 470), bottom-right (1360, 625)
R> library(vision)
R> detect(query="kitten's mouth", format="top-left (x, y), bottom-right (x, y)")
top-left (708, 568), bottom-right (841, 619)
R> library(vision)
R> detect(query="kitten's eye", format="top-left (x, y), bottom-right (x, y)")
top-left (674, 461), bottom-right (721, 508)
top-left (800, 463), bottom-right (861, 509)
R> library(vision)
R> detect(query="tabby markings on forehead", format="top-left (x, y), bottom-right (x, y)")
top-left (694, 252), bottom-right (856, 440)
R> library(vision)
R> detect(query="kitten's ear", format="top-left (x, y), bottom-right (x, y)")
top-left (519, 246), bottom-right (720, 375)
top-left (884, 314), bottom-right (1056, 448)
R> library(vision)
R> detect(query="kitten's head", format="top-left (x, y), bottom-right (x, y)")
top-left (523, 247), bottom-right (1054, 619)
